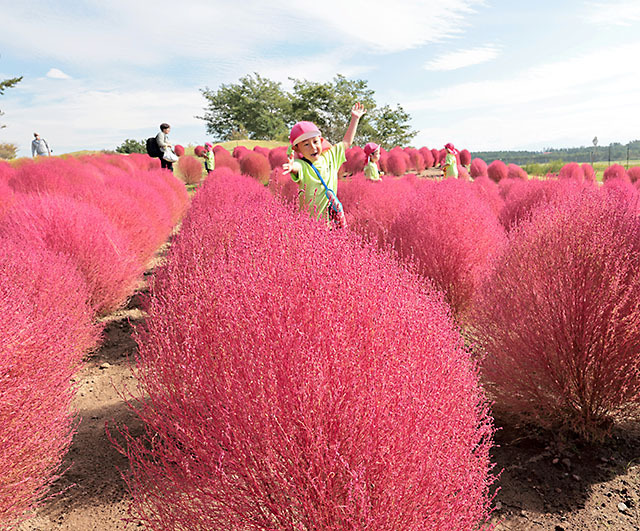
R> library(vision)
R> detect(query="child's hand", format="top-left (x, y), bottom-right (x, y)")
top-left (351, 102), bottom-right (367, 119)
top-left (282, 153), bottom-right (296, 175)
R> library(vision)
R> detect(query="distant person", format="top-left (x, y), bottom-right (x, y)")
top-left (156, 123), bottom-right (174, 171)
top-left (443, 142), bottom-right (459, 179)
top-left (363, 142), bottom-right (382, 181)
top-left (31, 133), bottom-right (51, 157)
top-left (204, 142), bottom-right (215, 174)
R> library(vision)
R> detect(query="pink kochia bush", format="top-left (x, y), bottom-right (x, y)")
top-left (239, 151), bottom-right (271, 184)
top-left (507, 163), bottom-right (527, 180)
top-left (487, 160), bottom-right (508, 182)
top-left (268, 146), bottom-right (288, 169)
top-left (0, 237), bottom-right (100, 528)
top-left (459, 149), bottom-right (471, 167)
top-left (472, 187), bottom-right (640, 438)
top-left (626, 166), bottom-right (640, 183)
top-left (602, 163), bottom-right (629, 183)
top-left (0, 194), bottom-right (143, 315)
top-left (385, 152), bottom-right (407, 176)
top-left (558, 162), bottom-right (584, 182)
top-left (581, 163), bottom-right (596, 182)
top-left (389, 179), bottom-right (506, 321)
top-left (177, 155), bottom-right (203, 184)
top-left (470, 158), bottom-right (488, 178)
top-left (119, 172), bottom-right (495, 530)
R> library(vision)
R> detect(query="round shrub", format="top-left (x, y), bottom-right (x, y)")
top-left (194, 145), bottom-right (205, 157)
top-left (581, 163), bottom-right (596, 182)
top-left (119, 173), bottom-right (495, 530)
top-left (627, 166), bottom-right (640, 183)
top-left (239, 151), bottom-right (271, 184)
top-left (213, 150), bottom-right (240, 173)
top-left (233, 145), bottom-right (250, 159)
top-left (603, 164), bottom-right (629, 183)
top-left (419, 147), bottom-right (435, 168)
top-left (389, 178), bottom-right (506, 321)
top-left (487, 160), bottom-right (508, 182)
top-left (343, 146), bottom-right (366, 175)
top-left (268, 146), bottom-right (288, 170)
top-left (386, 152), bottom-right (407, 176)
top-left (507, 163), bottom-right (528, 180)
top-left (177, 155), bottom-right (203, 185)
top-left (472, 175), bottom-right (504, 218)
top-left (558, 162), bottom-right (584, 182)
top-left (470, 158), bottom-right (488, 178)
top-left (253, 146), bottom-right (270, 158)
top-left (430, 148), bottom-right (439, 166)
top-left (405, 148), bottom-right (426, 172)
top-left (459, 149), bottom-right (471, 167)
top-left (174, 145), bottom-right (185, 157)
top-left (499, 178), bottom-right (561, 230)
top-left (472, 187), bottom-right (640, 438)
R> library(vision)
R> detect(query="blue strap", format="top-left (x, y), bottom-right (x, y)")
top-left (301, 158), bottom-right (335, 200)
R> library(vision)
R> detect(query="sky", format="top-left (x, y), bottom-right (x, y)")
top-left (1, 0), bottom-right (639, 157)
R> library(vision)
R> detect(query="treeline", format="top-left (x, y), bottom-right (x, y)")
top-left (198, 73), bottom-right (417, 149)
top-left (472, 140), bottom-right (640, 166)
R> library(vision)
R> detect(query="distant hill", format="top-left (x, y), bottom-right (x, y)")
top-left (471, 140), bottom-right (640, 166)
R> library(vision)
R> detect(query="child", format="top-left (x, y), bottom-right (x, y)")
top-left (443, 142), bottom-right (459, 179)
top-left (363, 142), bottom-right (382, 181)
top-left (204, 142), bottom-right (215, 174)
top-left (283, 102), bottom-right (366, 223)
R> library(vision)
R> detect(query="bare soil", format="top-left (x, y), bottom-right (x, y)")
top-left (17, 248), bottom-right (640, 531)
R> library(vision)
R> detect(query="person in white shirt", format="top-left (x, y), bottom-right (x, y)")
top-left (31, 133), bottom-right (51, 157)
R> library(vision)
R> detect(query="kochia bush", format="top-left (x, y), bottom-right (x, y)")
top-left (558, 162), bottom-right (584, 182)
top-left (627, 166), bottom-right (640, 183)
top-left (386, 152), bottom-right (407, 176)
top-left (239, 151), bottom-right (271, 184)
top-left (470, 158), bottom-right (488, 178)
top-left (581, 163), bottom-right (596, 182)
top-left (389, 179), bottom-right (506, 321)
top-left (487, 160), bottom-right (508, 182)
top-left (0, 237), bottom-right (100, 528)
top-left (472, 187), bottom-right (640, 438)
top-left (419, 147), bottom-right (435, 168)
top-left (507, 163), bottom-right (528, 180)
top-left (603, 164), bottom-right (629, 183)
top-left (119, 173), bottom-right (495, 531)
top-left (177, 155), bottom-right (203, 184)
top-left (268, 146), bottom-right (288, 169)
top-left (459, 149), bottom-right (471, 167)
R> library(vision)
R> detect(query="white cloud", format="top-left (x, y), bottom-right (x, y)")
top-left (45, 68), bottom-right (71, 79)
top-left (424, 44), bottom-right (500, 71)
top-left (584, 1), bottom-right (640, 26)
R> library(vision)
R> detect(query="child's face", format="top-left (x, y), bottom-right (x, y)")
top-left (371, 149), bottom-right (380, 162)
top-left (294, 136), bottom-right (323, 162)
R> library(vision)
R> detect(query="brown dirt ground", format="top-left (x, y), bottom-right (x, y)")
top-left (16, 233), bottom-right (640, 531)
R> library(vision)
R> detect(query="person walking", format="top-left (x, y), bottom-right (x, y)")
top-left (156, 123), bottom-right (174, 171)
top-left (31, 133), bottom-right (51, 157)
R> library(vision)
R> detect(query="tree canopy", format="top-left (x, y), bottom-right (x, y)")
top-left (0, 75), bottom-right (22, 129)
top-left (199, 73), bottom-right (417, 148)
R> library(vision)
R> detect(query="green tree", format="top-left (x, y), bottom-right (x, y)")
top-left (369, 104), bottom-right (417, 149)
top-left (0, 75), bottom-right (22, 129)
top-left (288, 74), bottom-right (378, 144)
top-left (116, 138), bottom-right (146, 154)
top-left (0, 142), bottom-right (18, 159)
top-left (199, 73), bottom-right (291, 141)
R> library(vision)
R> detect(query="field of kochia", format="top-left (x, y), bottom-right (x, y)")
top-left (2, 146), bottom-right (640, 530)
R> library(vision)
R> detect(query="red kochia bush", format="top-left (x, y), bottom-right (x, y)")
top-left (581, 163), bottom-right (596, 182)
top-left (473, 188), bottom-right (640, 438)
top-left (177, 155), bottom-right (203, 184)
top-left (603, 164), bottom-right (629, 183)
top-left (627, 166), bottom-right (640, 183)
top-left (253, 145), bottom-right (270, 158)
top-left (174, 145), bottom-right (185, 157)
top-left (470, 158), bottom-right (488, 178)
top-left (119, 173), bottom-right (495, 530)
top-left (213, 149), bottom-right (240, 173)
top-left (389, 179), bottom-right (506, 321)
top-left (386, 152), bottom-right (407, 176)
top-left (499, 178), bottom-right (562, 230)
top-left (419, 147), bottom-right (435, 168)
top-left (487, 160), bottom-right (508, 182)
top-left (459, 149), bottom-right (471, 167)
top-left (0, 194), bottom-right (143, 315)
top-left (232, 145), bottom-right (250, 159)
top-left (239, 151), bottom-right (271, 184)
top-left (268, 146), bottom-right (288, 169)
top-left (507, 163), bottom-right (528, 180)
top-left (342, 146), bottom-right (366, 175)
top-left (0, 237), bottom-right (100, 528)
top-left (558, 162), bottom-right (584, 182)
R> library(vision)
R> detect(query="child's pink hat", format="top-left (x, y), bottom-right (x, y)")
top-left (445, 142), bottom-right (457, 152)
top-left (364, 142), bottom-right (380, 156)
top-left (290, 121), bottom-right (321, 146)
top-left (204, 142), bottom-right (213, 149)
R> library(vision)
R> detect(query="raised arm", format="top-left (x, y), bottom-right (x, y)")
top-left (342, 102), bottom-right (367, 148)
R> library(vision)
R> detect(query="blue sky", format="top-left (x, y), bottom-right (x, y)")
top-left (1, 0), bottom-right (639, 156)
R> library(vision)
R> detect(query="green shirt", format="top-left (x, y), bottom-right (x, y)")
top-left (291, 142), bottom-right (346, 218)
top-left (364, 161), bottom-right (381, 181)
top-left (205, 151), bottom-right (215, 171)
top-left (445, 152), bottom-right (458, 178)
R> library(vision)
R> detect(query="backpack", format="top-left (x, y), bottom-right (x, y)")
top-left (146, 137), bottom-right (162, 158)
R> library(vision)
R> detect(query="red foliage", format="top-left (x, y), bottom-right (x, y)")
top-left (343, 146), bottom-right (367, 175)
top-left (0, 237), bottom-right (100, 527)
top-left (253, 146), bottom-right (270, 158)
top-left (627, 166), bottom-right (640, 183)
top-left (487, 160), bottom-right (508, 182)
top-left (430, 148), bottom-right (439, 166)
top-left (458, 165), bottom-right (471, 181)
top-left (472, 176), bottom-right (505, 218)
top-left (498, 178), bottom-right (564, 230)
top-left (389, 179), bottom-right (506, 321)
top-left (127, 153), bottom-right (161, 171)
top-left (239, 151), bottom-right (271, 184)
top-left (268, 166), bottom-right (300, 205)
top-left (213, 150), bottom-right (241, 173)
top-left (405, 148), bottom-right (426, 172)
top-left (507, 163), bottom-right (528, 180)
top-left (419, 147), bottom-right (435, 168)
top-left (118, 172), bottom-right (495, 530)
top-left (233, 145), bottom-right (250, 159)
top-left (177, 155), bottom-right (203, 184)
top-left (558, 162), bottom-right (584, 182)
top-left (470, 158), bottom-right (488, 178)
top-left (0, 194), bottom-right (144, 316)
top-left (194, 145), bottom-right (205, 157)
top-left (268, 146), bottom-right (288, 169)
top-left (386, 152), bottom-right (408, 176)
top-left (603, 164), bottom-right (629, 183)
top-left (174, 145), bottom-right (185, 157)
top-left (581, 163), bottom-right (596, 182)
top-left (459, 149), bottom-right (471, 167)
top-left (473, 187), bottom-right (640, 438)
top-left (0, 160), bottom-right (15, 182)
top-left (0, 179), bottom-right (14, 220)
